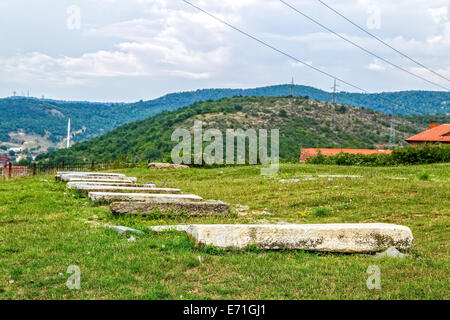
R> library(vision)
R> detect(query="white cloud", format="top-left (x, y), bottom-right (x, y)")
top-left (289, 60), bottom-right (313, 68)
top-left (1, 0), bottom-right (450, 99)
top-left (367, 59), bottom-right (386, 71)
top-left (428, 6), bottom-right (448, 23)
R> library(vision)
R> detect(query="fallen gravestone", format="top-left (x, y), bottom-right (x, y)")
top-left (89, 192), bottom-right (203, 203)
top-left (374, 246), bottom-right (408, 258)
top-left (56, 172), bottom-right (126, 181)
top-left (104, 224), bottom-right (144, 235)
top-left (279, 179), bottom-right (300, 183)
top-left (60, 174), bottom-right (137, 182)
top-left (148, 162), bottom-right (189, 170)
top-left (64, 178), bottom-right (137, 184)
top-left (67, 182), bottom-right (154, 189)
top-left (110, 200), bottom-right (230, 216)
top-left (72, 185), bottom-right (182, 195)
top-left (148, 223), bottom-right (413, 253)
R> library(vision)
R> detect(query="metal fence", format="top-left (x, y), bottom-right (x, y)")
top-left (1, 161), bottom-right (144, 179)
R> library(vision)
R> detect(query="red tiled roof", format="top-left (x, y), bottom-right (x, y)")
top-left (406, 124), bottom-right (450, 143)
top-left (299, 148), bottom-right (392, 162)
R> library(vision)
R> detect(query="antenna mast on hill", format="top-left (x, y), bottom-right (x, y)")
top-left (332, 79), bottom-right (338, 104)
top-left (330, 79), bottom-right (339, 131)
top-left (290, 77), bottom-right (294, 96)
top-left (67, 118), bottom-right (71, 148)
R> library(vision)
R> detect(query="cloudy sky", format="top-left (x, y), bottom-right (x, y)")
top-left (1, 0), bottom-right (449, 101)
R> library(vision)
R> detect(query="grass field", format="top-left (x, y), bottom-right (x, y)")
top-left (0, 163), bottom-right (449, 299)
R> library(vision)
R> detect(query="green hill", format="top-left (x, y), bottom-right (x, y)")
top-left (38, 96), bottom-right (429, 164)
top-left (1, 85), bottom-right (449, 153)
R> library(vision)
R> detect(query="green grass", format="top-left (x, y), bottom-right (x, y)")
top-left (0, 163), bottom-right (449, 300)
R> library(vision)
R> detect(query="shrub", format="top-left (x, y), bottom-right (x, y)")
top-left (418, 172), bottom-right (429, 180)
top-left (336, 105), bottom-right (347, 113)
top-left (313, 207), bottom-right (331, 217)
top-left (306, 144), bottom-right (450, 166)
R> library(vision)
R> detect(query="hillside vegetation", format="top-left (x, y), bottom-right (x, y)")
top-left (1, 85), bottom-right (449, 151)
top-left (39, 96), bottom-right (427, 164)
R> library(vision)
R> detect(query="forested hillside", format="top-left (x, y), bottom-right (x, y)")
top-left (38, 96), bottom-right (428, 164)
top-left (2, 85), bottom-right (449, 152)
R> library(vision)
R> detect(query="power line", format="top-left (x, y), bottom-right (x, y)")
top-left (279, 0), bottom-right (450, 91)
top-left (183, 0), bottom-right (367, 93)
top-left (316, 0), bottom-right (450, 84)
top-left (183, 0), bottom-right (403, 144)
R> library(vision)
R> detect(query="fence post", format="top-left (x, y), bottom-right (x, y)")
top-left (91, 160), bottom-right (95, 170)
top-left (8, 162), bottom-right (12, 179)
top-left (62, 161), bottom-right (65, 171)
top-left (33, 162), bottom-right (37, 176)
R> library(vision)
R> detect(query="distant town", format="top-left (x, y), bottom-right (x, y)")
top-left (0, 146), bottom-right (38, 165)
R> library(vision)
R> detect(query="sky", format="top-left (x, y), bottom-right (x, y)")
top-left (0, 0), bottom-right (449, 102)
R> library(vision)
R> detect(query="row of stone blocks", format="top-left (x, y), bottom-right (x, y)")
top-left (56, 171), bottom-right (414, 252)
top-left (58, 171), bottom-right (230, 216)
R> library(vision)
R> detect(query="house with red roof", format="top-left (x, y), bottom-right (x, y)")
top-left (299, 148), bottom-right (392, 162)
top-left (0, 157), bottom-right (11, 168)
top-left (406, 123), bottom-right (450, 146)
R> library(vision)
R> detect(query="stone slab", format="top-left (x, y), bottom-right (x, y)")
top-left (88, 192), bottom-right (203, 203)
top-left (64, 178), bottom-right (137, 184)
top-left (67, 182), bottom-right (153, 189)
top-left (74, 185), bottom-right (181, 195)
top-left (60, 174), bottom-right (136, 182)
top-left (148, 162), bottom-right (189, 170)
top-left (173, 223), bottom-right (413, 252)
top-left (104, 224), bottom-right (144, 235)
top-left (57, 171), bottom-right (125, 176)
top-left (111, 200), bottom-right (230, 216)
top-left (55, 172), bottom-right (126, 180)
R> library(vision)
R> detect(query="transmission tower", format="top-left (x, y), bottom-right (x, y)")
top-left (330, 79), bottom-right (339, 131)
top-left (388, 117), bottom-right (396, 148)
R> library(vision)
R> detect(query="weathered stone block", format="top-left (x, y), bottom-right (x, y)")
top-left (56, 172), bottom-right (126, 180)
top-left (64, 178), bottom-right (137, 184)
top-left (60, 174), bottom-right (136, 182)
top-left (148, 162), bottom-right (189, 170)
top-left (67, 182), bottom-right (153, 189)
top-left (180, 223), bottom-right (413, 252)
top-left (110, 200), bottom-right (230, 216)
top-left (74, 185), bottom-right (181, 194)
top-left (88, 192), bottom-right (203, 203)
